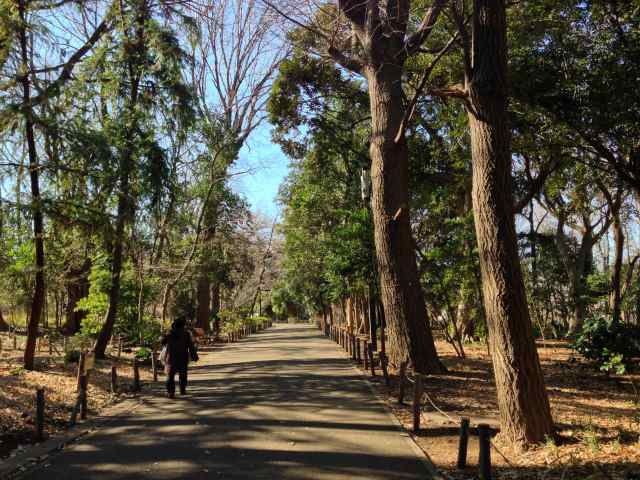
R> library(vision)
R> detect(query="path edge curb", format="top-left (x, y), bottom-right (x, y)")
top-left (321, 330), bottom-right (447, 480)
top-left (0, 389), bottom-right (150, 479)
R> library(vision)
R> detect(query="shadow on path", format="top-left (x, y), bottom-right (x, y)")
top-left (24, 324), bottom-right (430, 480)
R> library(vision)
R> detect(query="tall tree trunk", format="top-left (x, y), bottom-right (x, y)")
top-left (365, 63), bottom-right (444, 373)
top-left (367, 284), bottom-right (378, 350)
top-left (610, 213), bottom-right (624, 328)
top-left (196, 273), bottom-right (211, 331)
top-left (568, 233), bottom-right (592, 336)
top-left (466, 0), bottom-right (553, 446)
top-left (63, 258), bottom-right (90, 334)
top-left (211, 282), bottom-right (220, 338)
top-left (94, 176), bottom-right (131, 358)
top-left (0, 309), bottom-right (9, 331)
top-left (94, 0), bottom-right (148, 357)
top-left (18, 0), bottom-right (46, 370)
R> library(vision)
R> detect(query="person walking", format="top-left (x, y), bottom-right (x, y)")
top-left (161, 317), bottom-right (198, 398)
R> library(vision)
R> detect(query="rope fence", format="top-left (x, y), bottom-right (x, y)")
top-left (318, 321), bottom-right (516, 480)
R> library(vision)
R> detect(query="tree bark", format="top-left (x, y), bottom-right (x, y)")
top-left (196, 273), bottom-right (211, 331)
top-left (63, 258), bottom-right (91, 335)
top-left (568, 231), bottom-right (593, 335)
top-left (0, 309), bottom-right (9, 331)
top-left (466, 0), bottom-right (554, 446)
top-left (331, 0), bottom-right (445, 373)
top-left (94, 176), bottom-right (131, 358)
top-left (610, 213), bottom-right (624, 328)
top-left (18, 0), bottom-right (46, 371)
top-left (365, 61), bottom-right (444, 373)
top-left (211, 282), bottom-right (220, 337)
top-left (367, 284), bottom-right (377, 350)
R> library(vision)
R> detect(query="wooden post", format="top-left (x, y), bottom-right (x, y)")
top-left (356, 338), bottom-right (361, 362)
top-left (36, 388), bottom-right (45, 441)
top-left (368, 343), bottom-right (376, 376)
top-left (398, 360), bottom-right (408, 404)
top-left (111, 365), bottom-right (118, 394)
top-left (76, 351), bottom-right (86, 392)
top-left (117, 335), bottom-right (122, 357)
top-left (457, 417), bottom-right (470, 469)
top-left (151, 349), bottom-right (158, 382)
top-left (13, 333), bottom-right (17, 350)
top-left (478, 424), bottom-right (492, 480)
top-left (63, 336), bottom-right (68, 353)
top-left (48, 337), bottom-right (53, 355)
top-left (79, 374), bottom-right (88, 420)
top-left (380, 352), bottom-right (390, 386)
top-left (133, 358), bottom-right (140, 392)
top-left (412, 375), bottom-right (423, 433)
top-left (352, 334), bottom-right (357, 360)
top-left (363, 340), bottom-right (369, 370)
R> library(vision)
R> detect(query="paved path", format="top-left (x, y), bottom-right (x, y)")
top-left (26, 324), bottom-right (431, 479)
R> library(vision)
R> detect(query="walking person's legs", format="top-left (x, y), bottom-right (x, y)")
top-left (166, 367), bottom-right (176, 398)
top-left (178, 367), bottom-right (188, 395)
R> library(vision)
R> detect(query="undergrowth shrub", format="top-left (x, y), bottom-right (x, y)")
top-left (572, 316), bottom-right (640, 374)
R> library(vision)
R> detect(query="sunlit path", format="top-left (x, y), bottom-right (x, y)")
top-left (24, 324), bottom-right (431, 479)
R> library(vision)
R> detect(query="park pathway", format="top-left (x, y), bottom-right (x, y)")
top-left (25, 324), bottom-right (431, 479)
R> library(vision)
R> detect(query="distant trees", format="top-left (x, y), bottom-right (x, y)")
top-left (0, 0), bottom-right (282, 367)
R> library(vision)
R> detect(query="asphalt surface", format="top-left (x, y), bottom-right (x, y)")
top-left (25, 324), bottom-right (431, 479)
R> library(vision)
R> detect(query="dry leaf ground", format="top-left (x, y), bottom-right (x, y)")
top-left (363, 339), bottom-right (640, 480)
top-left (0, 333), bottom-right (153, 459)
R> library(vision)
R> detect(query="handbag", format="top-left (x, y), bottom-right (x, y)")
top-left (159, 345), bottom-right (168, 365)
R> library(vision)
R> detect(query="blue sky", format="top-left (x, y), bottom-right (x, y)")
top-left (231, 123), bottom-right (289, 220)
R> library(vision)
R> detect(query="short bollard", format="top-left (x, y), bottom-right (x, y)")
top-left (412, 375), bottom-right (423, 433)
top-left (398, 360), bottom-right (408, 404)
top-left (367, 343), bottom-right (376, 376)
top-left (36, 388), bottom-right (45, 441)
top-left (133, 358), bottom-right (141, 392)
top-left (478, 423), bottom-right (492, 480)
top-left (111, 365), bottom-right (118, 394)
top-left (457, 417), bottom-right (470, 469)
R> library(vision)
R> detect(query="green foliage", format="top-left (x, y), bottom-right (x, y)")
top-left (0, 0), bottom-right (17, 70)
top-left (9, 365), bottom-right (25, 376)
top-left (218, 309), bottom-right (242, 334)
top-left (135, 346), bottom-right (152, 361)
top-left (76, 254), bottom-right (159, 345)
top-left (573, 316), bottom-right (640, 374)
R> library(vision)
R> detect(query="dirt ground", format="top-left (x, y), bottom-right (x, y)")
top-left (0, 333), bottom-right (153, 459)
top-left (364, 339), bottom-right (640, 480)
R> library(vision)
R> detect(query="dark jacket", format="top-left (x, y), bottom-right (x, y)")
top-left (161, 327), bottom-right (196, 370)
